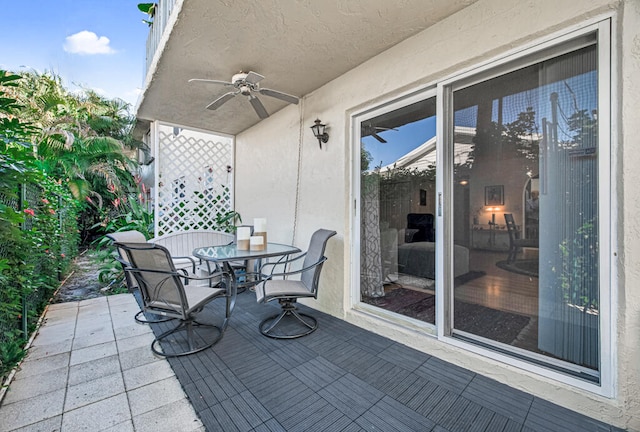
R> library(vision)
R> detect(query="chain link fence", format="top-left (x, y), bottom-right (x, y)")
top-left (0, 183), bottom-right (78, 371)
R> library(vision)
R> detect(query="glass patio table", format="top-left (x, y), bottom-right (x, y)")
top-left (193, 242), bottom-right (301, 325)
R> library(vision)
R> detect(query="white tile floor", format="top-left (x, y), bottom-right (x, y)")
top-left (0, 294), bottom-right (204, 432)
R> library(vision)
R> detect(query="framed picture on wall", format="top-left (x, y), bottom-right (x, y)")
top-left (485, 185), bottom-right (504, 206)
top-left (419, 189), bottom-right (427, 206)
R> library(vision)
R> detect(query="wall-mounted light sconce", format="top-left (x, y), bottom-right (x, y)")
top-left (310, 119), bottom-right (329, 149)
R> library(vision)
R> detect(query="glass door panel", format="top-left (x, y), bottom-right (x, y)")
top-left (451, 42), bottom-right (600, 376)
top-left (360, 97), bottom-right (438, 324)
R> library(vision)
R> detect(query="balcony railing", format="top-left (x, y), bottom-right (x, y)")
top-left (145, 0), bottom-right (177, 76)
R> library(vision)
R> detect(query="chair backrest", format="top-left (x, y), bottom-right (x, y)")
top-left (105, 230), bottom-right (147, 264)
top-left (406, 213), bottom-right (435, 242)
top-left (116, 242), bottom-right (188, 319)
top-left (503, 213), bottom-right (521, 242)
top-left (105, 230), bottom-right (147, 290)
top-left (151, 230), bottom-right (234, 257)
top-left (301, 229), bottom-right (337, 293)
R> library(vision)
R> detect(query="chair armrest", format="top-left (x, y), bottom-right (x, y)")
top-left (262, 256), bottom-right (327, 280)
top-left (114, 256), bottom-right (129, 268)
top-left (180, 271), bottom-right (224, 283)
top-left (260, 252), bottom-right (307, 274)
top-left (126, 266), bottom-right (223, 285)
top-left (171, 255), bottom-right (197, 273)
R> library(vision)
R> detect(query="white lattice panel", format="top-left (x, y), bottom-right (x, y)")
top-left (156, 124), bottom-right (233, 236)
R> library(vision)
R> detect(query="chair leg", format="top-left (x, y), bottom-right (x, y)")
top-left (507, 245), bottom-right (517, 263)
top-left (259, 299), bottom-right (318, 339)
top-left (151, 318), bottom-right (222, 357)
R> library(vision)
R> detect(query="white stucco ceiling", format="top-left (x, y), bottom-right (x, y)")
top-left (135, 0), bottom-right (478, 136)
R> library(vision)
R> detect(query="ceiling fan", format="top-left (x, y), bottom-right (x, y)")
top-left (362, 122), bottom-right (399, 143)
top-left (189, 71), bottom-right (299, 119)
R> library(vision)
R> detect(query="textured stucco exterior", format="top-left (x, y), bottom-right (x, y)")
top-left (232, 0), bottom-right (639, 429)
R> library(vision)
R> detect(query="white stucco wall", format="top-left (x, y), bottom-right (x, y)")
top-left (235, 0), bottom-right (638, 428)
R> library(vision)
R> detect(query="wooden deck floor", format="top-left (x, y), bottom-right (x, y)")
top-left (150, 291), bottom-right (621, 432)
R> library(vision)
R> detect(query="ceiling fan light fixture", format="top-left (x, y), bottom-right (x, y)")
top-left (311, 119), bottom-right (329, 149)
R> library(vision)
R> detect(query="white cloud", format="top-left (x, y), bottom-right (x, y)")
top-left (63, 31), bottom-right (116, 55)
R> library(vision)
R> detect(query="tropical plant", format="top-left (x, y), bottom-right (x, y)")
top-left (0, 68), bottom-right (140, 380)
top-left (138, 3), bottom-right (157, 26)
top-left (92, 194), bottom-right (154, 291)
top-left (6, 70), bottom-right (143, 244)
top-left (0, 70), bottom-right (79, 381)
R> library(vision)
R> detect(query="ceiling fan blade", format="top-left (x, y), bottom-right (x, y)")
top-left (372, 133), bottom-right (387, 143)
top-left (189, 78), bottom-right (234, 87)
top-left (258, 88), bottom-right (299, 105)
top-left (245, 71), bottom-right (265, 85)
top-left (248, 95), bottom-right (269, 119)
top-left (206, 91), bottom-right (237, 110)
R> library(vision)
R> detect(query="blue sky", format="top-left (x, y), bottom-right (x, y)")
top-left (0, 1), bottom-right (148, 109)
top-left (362, 117), bottom-right (436, 169)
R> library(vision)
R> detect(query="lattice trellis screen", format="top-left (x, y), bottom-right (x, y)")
top-left (155, 124), bottom-right (233, 236)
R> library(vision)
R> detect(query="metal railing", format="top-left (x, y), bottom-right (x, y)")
top-left (145, 0), bottom-right (178, 76)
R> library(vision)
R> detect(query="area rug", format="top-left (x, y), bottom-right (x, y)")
top-left (364, 285), bottom-right (531, 345)
top-left (395, 270), bottom-right (485, 291)
top-left (495, 259), bottom-right (538, 278)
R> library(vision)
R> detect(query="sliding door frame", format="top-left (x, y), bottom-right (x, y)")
top-left (435, 18), bottom-right (614, 396)
top-left (350, 87), bottom-right (438, 330)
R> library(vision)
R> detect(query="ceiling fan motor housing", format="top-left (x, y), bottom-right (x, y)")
top-left (232, 73), bottom-right (249, 85)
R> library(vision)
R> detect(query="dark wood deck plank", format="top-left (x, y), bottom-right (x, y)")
top-left (290, 356), bottom-right (347, 392)
top-left (377, 341), bottom-right (430, 371)
top-left (415, 356), bottom-right (476, 394)
top-left (462, 375), bottom-right (533, 424)
top-left (524, 397), bottom-right (613, 432)
top-left (317, 373), bottom-right (383, 419)
top-left (147, 292), bottom-right (619, 432)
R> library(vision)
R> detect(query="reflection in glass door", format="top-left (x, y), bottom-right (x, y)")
top-left (359, 96), bottom-right (438, 324)
top-left (450, 36), bottom-right (601, 378)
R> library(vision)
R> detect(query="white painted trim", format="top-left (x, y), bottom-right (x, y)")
top-left (443, 335), bottom-right (608, 395)
top-left (348, 115), bottom-right (361, 311)
top-left (155, 120), bottom-right (235, 140)
top-left (153, 120), bottom-right (160, 236)
top-left (595, 17), bottom-right (615, 399)
top-left (607, 11), bottom-right (620, 402)
top-left (435, 83), bottom-right (447, 339)
top-left (352, 303), bottom-right (437, 335)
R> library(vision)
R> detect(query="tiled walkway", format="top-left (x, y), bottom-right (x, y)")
top-left (0, 291), bottom-right (627, 431)
top-left (0, 294), bottom-right (203, 432)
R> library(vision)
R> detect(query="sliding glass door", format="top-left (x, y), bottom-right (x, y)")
top-left (449, 33), bottom-right (602, 378)
top-left (355, 22), bottom-right (609, 383)
top-left (359, 95), bottom-right (438, 325)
